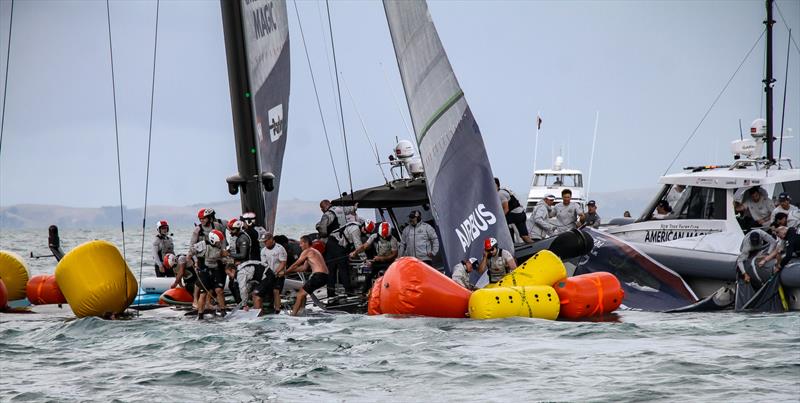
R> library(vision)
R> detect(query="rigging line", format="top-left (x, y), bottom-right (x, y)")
top-left (779, 29), bottom-right (791, 163)
top-left (774, 2), bottom-right (800, 56)
top-left (663, 29), bottom-right (766, 176)
top-left (138, 0), bottom-right (160, 307)
top-left (339, 70), bottom-right (390, 184)
top-left (379, 61), bottom-right (413, 137)
top-left (325, 0), bottom-right (354, 199)
top-left (0, 0), bottom-right (13, 160)
top-left (105, 0), bottom-right (126, 259)
top-left (292, 0), bottom-right (341, 196)
top-left (316, 0), bottom-right (340, 138)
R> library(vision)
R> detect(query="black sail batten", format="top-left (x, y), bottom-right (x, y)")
top-left (383, 1), bottom-right (513, 270)
top-left (220, 0), bottom-right (290, 231)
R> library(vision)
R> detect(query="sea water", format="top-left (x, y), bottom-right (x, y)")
top-left (1, 228), bottom-right (799, 401)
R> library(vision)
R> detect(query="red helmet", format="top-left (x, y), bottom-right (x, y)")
top-left (227, 218), bottom-right (243, 231)
top-left (379, 222), bottom-right (390, 238)
top-left (156, 220), bottom-right (169, 231)
top-left (363, 220), bottom-right (375, 233)
top-left (209, 229), bottom-right (224, 245)
top-left (163, 253), bottom-right (177, 269)
top-left (484, 237), bottom-right (498, 251)
top-left (197, 208), bottom-right (215, 220)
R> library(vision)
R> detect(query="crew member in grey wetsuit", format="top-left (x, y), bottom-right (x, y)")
top-left (583, 200), bottom-right (601, 229)
top-left (399, 210), bottom-right (439, 267)
top-left (553, 188), bottom-right (585, 234)
top-left (191, 208), bottom-right (228, 249)
top-left (153, 220), bottom-right (175, 277)
top-left (527, 194), bottom-right (557, 241)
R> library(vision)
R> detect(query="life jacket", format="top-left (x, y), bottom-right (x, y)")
top-left (154, 234), bottom-right (174, 262)
top-left (487, 248), bottom-right (510, 283)
top-left (502, 188), bottom-right (521, 211)
top-left (326, 210), bottom-right (340, 235)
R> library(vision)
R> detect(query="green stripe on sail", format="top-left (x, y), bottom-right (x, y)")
top-left (419, 90), bottom-right (464, 142)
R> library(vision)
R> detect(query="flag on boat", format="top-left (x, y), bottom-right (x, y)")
top-left (537, 114), bottom-right (543, 130)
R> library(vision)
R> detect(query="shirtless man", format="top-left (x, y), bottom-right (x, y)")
top-left (278, 235), bottom-right (330, 316)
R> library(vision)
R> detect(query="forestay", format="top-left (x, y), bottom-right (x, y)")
top-left (383, 0), bottom-right (512, 269)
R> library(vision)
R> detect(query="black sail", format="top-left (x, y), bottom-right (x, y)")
top-left (221, 0), bottom-right (290, 231)
top-left (383, 1), bottom-right (512, 269)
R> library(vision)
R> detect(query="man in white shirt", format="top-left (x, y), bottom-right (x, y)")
top-left (553, 189), bottom-right (585, 234)
top-left (255, 232), bottom-right (288, 314)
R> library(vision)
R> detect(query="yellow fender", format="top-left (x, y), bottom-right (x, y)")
top-left (493, 250), bottom-right (566, 288)
top-left (55, 240), bottom-right (138, 318)
top-left (0, 250), bottom-right (30, 301)
top-left (469, 285), bottom-right (560, 320)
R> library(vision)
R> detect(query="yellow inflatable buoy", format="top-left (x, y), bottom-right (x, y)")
top-left (490, 250), bottom-right (566, 289)
top-left (55, 240), bottom-right (138, 318)
top-left (0, 250), bottom-right (30, 301)
top-left (469, 285), bottom-right (560, 320)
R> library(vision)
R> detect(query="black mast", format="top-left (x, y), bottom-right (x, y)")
top-left (219, 0), bottom-right (270, 227)
top-left (764, 0), bottom-right (776, 163)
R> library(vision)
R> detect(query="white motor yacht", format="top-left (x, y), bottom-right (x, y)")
top-left (525, 156), bottom-right (586, 217)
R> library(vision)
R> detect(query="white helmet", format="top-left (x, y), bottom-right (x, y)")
top-left (163, 253), bottom-right (176, 269)
top-left (209, 229), bottom-right (224, 246)
top-left (241, 211), bottom-right (257, 227)
top-left (156, 220), bottom-right (169, 232)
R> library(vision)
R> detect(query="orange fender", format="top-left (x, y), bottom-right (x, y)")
top-left (159, 287), bottom-right (194, 306)
top-left (0, 278), bottom-right (7, 309)
top-left (26, 274), bottom-right (67, 305)
top-left (379, 257), bottom-right (471, 318)
top-left (553, 272), bottom-right (624, 319)
top-left (367, 276), bottom-right (384, 315)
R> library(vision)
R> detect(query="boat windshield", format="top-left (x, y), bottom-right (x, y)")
top-left (533, 174), bottom-right (583, 187)
top-left (645, 185), bottom-right (727, 221)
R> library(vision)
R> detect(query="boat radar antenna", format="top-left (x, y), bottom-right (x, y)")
top-left (387, 139), bottom-right (424, 180)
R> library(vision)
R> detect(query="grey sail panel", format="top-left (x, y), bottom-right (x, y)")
top-left (240, 0), bottom-right (290, 232)
top-left (384, 0), bottom-right (511, 269)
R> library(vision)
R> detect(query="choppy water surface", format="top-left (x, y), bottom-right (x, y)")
top-left (1, 229), bottom-right (799, 401)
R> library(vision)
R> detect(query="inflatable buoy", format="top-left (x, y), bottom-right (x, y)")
top-left (469, 285), bottom-right (560, 320)
top-left (0, 278), bottom-right (8, 309)
top-left (554, 272), bottom-right (624, 319)
top-left (141, 277), bottom-right (174, 294)
top-left (490, 250), bottom-right (566, 289)
top-left (367, 276), bottom-right (384, 315)
top-left (159, 287), bottom-right (193, 306)
top-left (26, 274), bottom-right (67, 305)
top-left (379, 257), bottom-right (471, 318)
top-left (0, 250), bottom-right (30, 301)
top-left (55, 240), bottom-right (138, 318)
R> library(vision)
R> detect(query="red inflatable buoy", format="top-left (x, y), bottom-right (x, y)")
top-left (367, 276), bottom-right (384, 315)
top-left (378, 257), bottom-right (471, 318)
top-left (26, 274), bottom-right (67, 305)
top-left (553, 272), bottom-right (624, 319)
top-left (159, 287), bottom-right (194, 306)
top-left (0, 278), bottom-right (8, 309)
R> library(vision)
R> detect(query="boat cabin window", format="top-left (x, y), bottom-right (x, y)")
top-left (533, 174), bottom-right (583, 187)
top-left (647, 185), bottom-right (726, 221)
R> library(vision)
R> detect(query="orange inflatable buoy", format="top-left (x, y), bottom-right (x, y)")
top-left (0, 278), bottom-right (8, 309)
top-left (311, 239), bottom-right (326, 255)
top-left (553, 272), bottom-right (624, 319)
top-left (159, 287), bottom-right (193, 306)
top-left (378, 257), bottom-right (471, 318)
top-left (367, 276), bottom-right (384, 315)
top-left (26, 274), bottom-right (67, 305)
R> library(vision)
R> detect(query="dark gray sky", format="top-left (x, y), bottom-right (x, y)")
top-left (0, 0), bottom-right (798, 209)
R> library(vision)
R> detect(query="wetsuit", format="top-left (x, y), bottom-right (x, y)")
top-left (192, 241), bottom-right (225, 294)
top-left (152, 234), bottom-right (175, 277)
top-left (485, 248), bottom-right (515, 283)
top-left (361, 233), bottom-right (398, 293)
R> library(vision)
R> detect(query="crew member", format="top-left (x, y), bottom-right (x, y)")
top-left (773, 193), bottom-right (799, 229)
top-left (583, 200), bottom-right (601, 229)
top-left (189, 229), bottom-right (229, 319)
top-left (191, 208), bottom-right (228, 248)
top-left (165, 252), bottom-right (198, 307)
top-left (666, 185), bottom-right (686, 209)
top-left (495, 177), bottom-right (534, 244)
top-left (736, 229), bottom-right (777, 289)
top-left (756, 226), bottom-right (788, 274)
top-left (451, 257), bottom-right (478, 290)
top-left (399, 210), bottom-right (439, 266)
top-left (554, 189), bottom-right (585, 234)
top-left (279, 235), bottom-right (330, 316)
top-left (477, 237), bottom-right (516, 284)
top-left (780, 227), bottom-right (800, 268)
top-left (350, 221), bottom-right (398, 293)
top-left (744, 186), bottom-right (773, 226)
top-left (527, 194), bottom-right (556, 241)
top-left (653, 200), bottom-right (672, 220)
top-left (769, 213), bottom-right (788, 235)
top-left (228, 218), bottom-right (255, 308)
top-left (152, 220), bottom-right (175, 277)
top-left (257, 232), bottom-right (287, 314)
